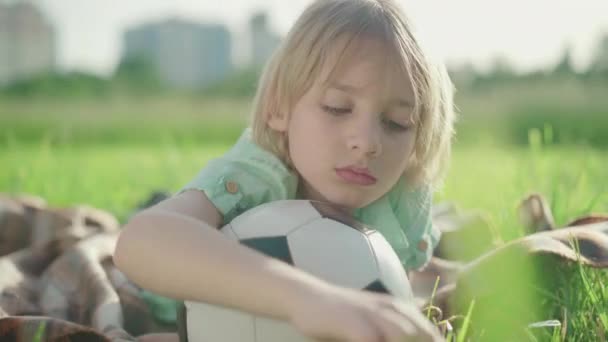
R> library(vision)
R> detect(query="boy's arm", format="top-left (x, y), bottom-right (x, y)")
top-left (113, 190), bottom-right (327, 321)
top-left (149, 189), bottom-right (224, 227)
top-left (114, 190), bottom-right (444, 341)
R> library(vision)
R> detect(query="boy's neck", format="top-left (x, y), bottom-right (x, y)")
top-left (296, 179), bottom-right (355, 215)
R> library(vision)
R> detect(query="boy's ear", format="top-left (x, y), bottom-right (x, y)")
top-left (267, 113), bottom-right (289, 132)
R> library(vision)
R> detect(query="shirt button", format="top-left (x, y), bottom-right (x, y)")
top-left (225, 181), bottom-right (239, 194)
top-left (417, 240), bottom-right (428, 252)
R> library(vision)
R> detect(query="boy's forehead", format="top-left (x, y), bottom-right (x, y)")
top-left (319, 39), bottom-right (412, 95)
top-left (323, 37), bottom-right (390, 71)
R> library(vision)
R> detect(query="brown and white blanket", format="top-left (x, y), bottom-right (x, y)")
top-left (0, 194), bottom-right (174, 341)
top-left (1, 192), bottom-right (607, 341)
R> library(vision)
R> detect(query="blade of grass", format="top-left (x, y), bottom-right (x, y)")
top-left (456, 299), bottom-right (475, 342)
top-left (427, 276), bottom-right (441, 320)
top-left (33, 321), bottom-right (46, 342)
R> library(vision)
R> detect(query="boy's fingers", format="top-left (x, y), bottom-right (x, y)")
top-left (375, 309), bottom-right (418, 342)
top-left (376, 298), bottom-right (442, 341)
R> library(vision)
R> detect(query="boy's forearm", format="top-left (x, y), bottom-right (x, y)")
top-left (113, 211), bottom-right (326, 321)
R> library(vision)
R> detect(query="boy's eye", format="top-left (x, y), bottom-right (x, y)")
top-left (321, 105), bottom-right (351, 115)
top-left (382, 117), bottom-right (411, 132)
top-left (322, 105), bottom-right (412, 132)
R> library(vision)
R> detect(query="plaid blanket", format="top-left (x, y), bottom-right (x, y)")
top-left (0, 194), bottom-right (174, 341)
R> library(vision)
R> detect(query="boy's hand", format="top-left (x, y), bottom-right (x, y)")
top-left (287, 283), bottom-right (444, 342)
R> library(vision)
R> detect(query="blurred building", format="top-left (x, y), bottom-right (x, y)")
top-left (122, 18), bottom-right (232, 89)
top-left (249, 12), bottom-right (280, 67)
top-left (0, 1), bottom-right (56, 86)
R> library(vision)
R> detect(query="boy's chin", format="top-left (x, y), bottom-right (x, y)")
top-left (316, 192), bottom-right (374, 213)
top-left (299, 182), bottom-right (377, 212)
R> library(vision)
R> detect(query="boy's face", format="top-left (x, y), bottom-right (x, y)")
top-left (268, 38), bottom-right (417, 211)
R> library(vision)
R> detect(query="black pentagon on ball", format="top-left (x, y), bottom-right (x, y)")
top-left (309, 201), bottom-right (374, 234)
top-left (240, 236), bottom-right (294, 265)
top-left (363, 279), bottom-right (391, 295)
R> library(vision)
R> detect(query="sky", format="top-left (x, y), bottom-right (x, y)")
top-left (30, 0), bottom-right (608, 76)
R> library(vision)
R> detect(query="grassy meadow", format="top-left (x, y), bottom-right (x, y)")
top-left (1, 80), bottom-right (608, 340)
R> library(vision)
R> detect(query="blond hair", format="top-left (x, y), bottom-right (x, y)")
top-left (250, 0), bottom-right (456, 189)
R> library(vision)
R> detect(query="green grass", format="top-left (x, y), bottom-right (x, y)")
top-left (2, 136), bottom-right (607, 340)
top-left (441, 142), bottom-right (608, 241)
top-left (3, 80), bottom-right (608, 148)
top-left (2, 89), bottom-right (608, 340)
top-left (0, 96), bottom-right (249, 147)
top-left (441, 141), bottom-right (608, 341)
top-left (1, 142), bottom-right (228, 220)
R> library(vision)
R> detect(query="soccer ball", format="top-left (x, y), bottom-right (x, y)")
top-left (178, 200), bottom-right (413, 342)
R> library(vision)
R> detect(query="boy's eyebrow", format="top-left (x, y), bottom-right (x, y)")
top-left (389, 99), bottom-right (414, 108)
top-left (328, 82), bottom-right (414, 108)
top-left (328, 82), bottom-right (360, 93)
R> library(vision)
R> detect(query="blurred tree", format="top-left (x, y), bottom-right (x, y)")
top-left (201, 67), bottom-right (261, 98)
top-left (0, 71), bottom-right (110, 98)
top-left (587, 33), bottom-right (608, 78)
top-left (469, 55), bottom-right (517, 90)
top-left (489, 55), bottom-right (516, 79)
top-left (552, 45), bottom-right (576, 76)
top-left (448, 62), bottom-right (478, 89)
top-left (112, 56), bottom-right (165, 93)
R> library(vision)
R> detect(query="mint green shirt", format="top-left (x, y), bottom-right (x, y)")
top-left (142, 128), bottom-right (440, 324)
top-left (182, 128), bottom-right (440, 271)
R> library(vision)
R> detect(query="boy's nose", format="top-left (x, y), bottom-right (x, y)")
top-left (347, 119), bottom-right (382, 158)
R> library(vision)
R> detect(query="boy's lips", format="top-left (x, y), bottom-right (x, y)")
top-left (335, 166), bottom-right (377, 186)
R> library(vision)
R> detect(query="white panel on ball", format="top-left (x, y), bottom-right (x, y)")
top-left (185, 302), bottom-right (256, 342)
top-left (228, 200), bottom-right (321, 238)
top-left (367, 231), bottom-right (413, 300)
top-left (287, 218), bottom-right (379, 290)
top-left (255, 316), bottom-right (312, 342)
